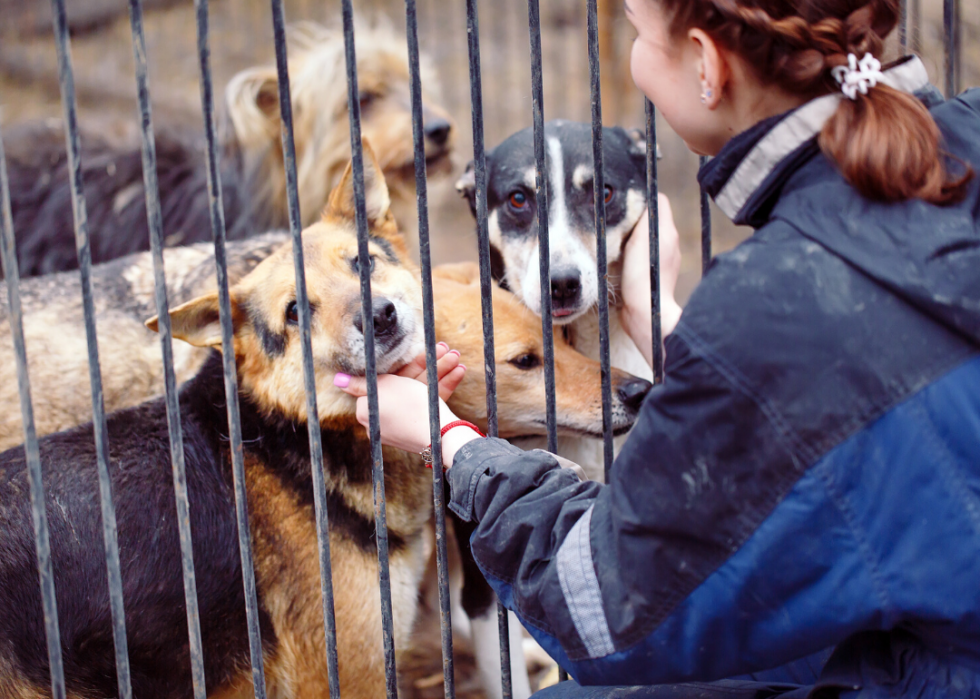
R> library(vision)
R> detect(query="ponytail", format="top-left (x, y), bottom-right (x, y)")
top-left (657, 0), bottom-right (974, 205)
top-left (820, 84), bottom-right (972, 204)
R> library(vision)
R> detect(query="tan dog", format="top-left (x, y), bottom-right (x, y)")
top-left (4, 21), bottom-right (453, 279)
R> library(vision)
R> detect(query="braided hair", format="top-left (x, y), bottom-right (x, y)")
top-left (656, 0), bottom-right (972, 204)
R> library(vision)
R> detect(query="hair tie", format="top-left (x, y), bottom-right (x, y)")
top-left (832, 53), bottom-right (884, 100)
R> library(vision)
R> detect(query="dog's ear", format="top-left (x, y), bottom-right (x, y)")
top-left (225, 67), bottom-right (282, 148)
top-left (624, 127), bottom-right (662, 161)
top-left (146, 291), bottom-right (241, 348)
top-left (455, 159), bottom-right (478, 216)
top-left (325, 138), bottom-right (392, 227)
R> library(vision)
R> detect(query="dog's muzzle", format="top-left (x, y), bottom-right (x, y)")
top-left (354, 297), bottom-right (406, 352)
top-left (550, 267), bottom-right (583, 319)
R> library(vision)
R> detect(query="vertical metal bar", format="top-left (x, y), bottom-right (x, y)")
top-left (339, 3), bottom-right (400, 697)
top-left (466, 0), bottom-right (498, 442)
top-left (944, 0), bottom-right (958, 98)
top-left (645, 99), bottom-right (663, 384)
top-left (192, 2), bottom-right (268, 697)
top-left (47, 2), bottom-right (133, 696)
top-left (586, 0), bottom-right (615, 481)
top-left (268, 2), bottom-right (343, 697)
top-left (123, 2), bottom-right (206, 697)
top-left (910, 0), bottom-right (920, 54)
top-left (899, 0), bottom-right (908, 51)
top-left (0, 134), bottom-right (67, 699)
top-left (527, 0), bottom-right (558, 458)
top-left (404, 2), bottom-right (457, 696)
top-left (465, 1), bottom-right (513, 696)
top-left (699, 156), bottom-right (711, 275)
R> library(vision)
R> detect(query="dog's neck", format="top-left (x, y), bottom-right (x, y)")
top-left (181, 352), bottom-right (429, 520)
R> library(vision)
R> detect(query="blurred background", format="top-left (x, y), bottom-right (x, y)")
top-left (0, 0), bottom-right (977, 302)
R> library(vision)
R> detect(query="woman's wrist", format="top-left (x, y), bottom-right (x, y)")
top-left (440, 424), bottom-right (482, 469)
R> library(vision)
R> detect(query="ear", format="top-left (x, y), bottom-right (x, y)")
top-left (146, 292), bottom-right (235, 348)
top-left (454, 160), bottom-right (477, 216)
top-left (225, 66), bottom-right (282, 147)
top-left (688, 28), bottom-right (727, 110)
top-left (624, 127), bottom-right (662, 162)
top-left (325, 138), bottom-right (392, 226)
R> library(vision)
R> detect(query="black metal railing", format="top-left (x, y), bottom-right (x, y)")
top-left (0, 1), bottom-right (967, 698)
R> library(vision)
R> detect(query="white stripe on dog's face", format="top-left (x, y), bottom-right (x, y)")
top-left (518, 137), bottom-right (598, 322)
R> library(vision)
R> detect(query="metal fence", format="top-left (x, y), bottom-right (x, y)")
top-left (0, 0), bottom-right (968, 698)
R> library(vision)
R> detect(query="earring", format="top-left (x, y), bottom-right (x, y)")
top-left (700, 87), bottom-right (712, 104)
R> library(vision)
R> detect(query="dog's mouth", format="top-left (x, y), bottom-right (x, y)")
top-left (528, 420), bottom-right (634, 439)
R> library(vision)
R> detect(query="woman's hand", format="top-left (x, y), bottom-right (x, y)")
top-left (335, 343), bottom-right (479, 465)
top-left (619, 193), bottom-right (683, 368)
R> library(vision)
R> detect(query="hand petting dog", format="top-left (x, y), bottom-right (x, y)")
top-left (620, 194), bottom-right (684, 368)
top-left (336, 341), bottom-right (479, 466)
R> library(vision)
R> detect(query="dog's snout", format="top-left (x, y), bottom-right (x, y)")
top-left (353, 297), bottom-right (399, 338)
top-left (617, 376), bottom-right (653, 413)
top-left (550, 268), bottom-right (582, 309)
top-left (424, 118), bottom-right (453, 147)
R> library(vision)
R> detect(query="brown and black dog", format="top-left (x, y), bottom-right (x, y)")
top-left (0, 145), bottom-right (432, 699)
top-left (3, 21), bottom-right (453, 279)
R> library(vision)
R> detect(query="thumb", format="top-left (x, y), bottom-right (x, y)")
top-left (334, 372), bottom-right (368, 397)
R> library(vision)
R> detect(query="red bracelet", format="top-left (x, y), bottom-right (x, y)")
top-left (421, 420), bottom-right (486, 468)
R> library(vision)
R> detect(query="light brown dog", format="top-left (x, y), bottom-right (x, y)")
top-left (3, 20), bottom-right (453, 279)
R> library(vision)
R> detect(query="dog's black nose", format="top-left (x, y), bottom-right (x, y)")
top-left (353, 298), bottom-right (398, 338)
top-left (617, 376), bottom-right (653, 413)
top-left (551, 269), bottom-right (582, 308)
top-left (424, 118), bottom-right (452, 147)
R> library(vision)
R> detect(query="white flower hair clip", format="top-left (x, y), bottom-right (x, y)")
top-left (832, 53), bottom-right (884, 100)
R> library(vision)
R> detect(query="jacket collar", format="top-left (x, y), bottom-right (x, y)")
top-left (699, 56), bottom-right (934, 228)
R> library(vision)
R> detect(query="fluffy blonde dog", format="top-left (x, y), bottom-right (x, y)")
top-left (4, 21), bottom-right (453, 278)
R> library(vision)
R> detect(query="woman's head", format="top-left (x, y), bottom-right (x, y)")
top-left (626, 0), bottom-right (972, 205)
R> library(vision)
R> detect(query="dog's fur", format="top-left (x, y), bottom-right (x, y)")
top-left (0, 144), bottom-right (433, 699)
top-left (3, 21), bottom-right (453, 279)
top-left (457, 120), bottom-right (653, 480)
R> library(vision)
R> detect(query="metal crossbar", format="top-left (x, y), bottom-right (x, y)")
top-left (0, 0), bottom-right (968, 696)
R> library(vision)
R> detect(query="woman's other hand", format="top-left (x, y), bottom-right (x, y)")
top-left (619, 193), bottom-right (683, 368)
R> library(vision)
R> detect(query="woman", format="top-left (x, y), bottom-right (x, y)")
top-left (337, 0), bottom-right (980, 695)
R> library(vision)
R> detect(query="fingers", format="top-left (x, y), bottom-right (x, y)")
top-left (437, 364), bottom-right (467, 401)
top-left (396, 342), bottom-right (451, 380)
top-left (435, 347), bottom-right (461, 382)
top-left (335, 373), bottom-right (367, 397)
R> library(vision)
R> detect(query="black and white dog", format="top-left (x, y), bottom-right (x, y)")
top-left (457, 119), bottom-right (653, 480)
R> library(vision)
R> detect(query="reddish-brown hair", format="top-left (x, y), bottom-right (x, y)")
top-left (657, 0), bottom-right (972, 204)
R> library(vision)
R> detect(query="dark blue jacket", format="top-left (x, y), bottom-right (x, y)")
top-left (448, 59), bottom-right (980, 697)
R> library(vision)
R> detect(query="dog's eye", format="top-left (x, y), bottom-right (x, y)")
top-left (508, 191), bottom-right (528, 211)
top-left (359, 91), bottom-right (379, 109)
top-left (285, 301), bottom-right (299, 325)
top-left (603, 184), bottom-right (614, 204)
top-left (350, 255), bottom-right (377, 275)
top-left (508, 353), bottom-right (540, 370)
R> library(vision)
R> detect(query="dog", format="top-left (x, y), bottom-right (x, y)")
top-left (0, 203), bottom-right (651, 699)
top-left (456, 119), bottom-right (653, 481)
top-left (429, 262), bottom-right (650, 699)
top-left (0, 143), bottom-right (435, 699)
top-left (3, 20), bottom-right (453, 279)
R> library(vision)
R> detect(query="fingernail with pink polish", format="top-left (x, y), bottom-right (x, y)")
top-left (449, 349), bottom-right (460, 357)
top-left (333, 373), bottom-right (350, 388)
top-left (437, 341), bottom-right (449, 349)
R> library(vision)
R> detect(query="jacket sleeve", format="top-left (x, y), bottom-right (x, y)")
top-left (447, 319), bottom-right (912, 686)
